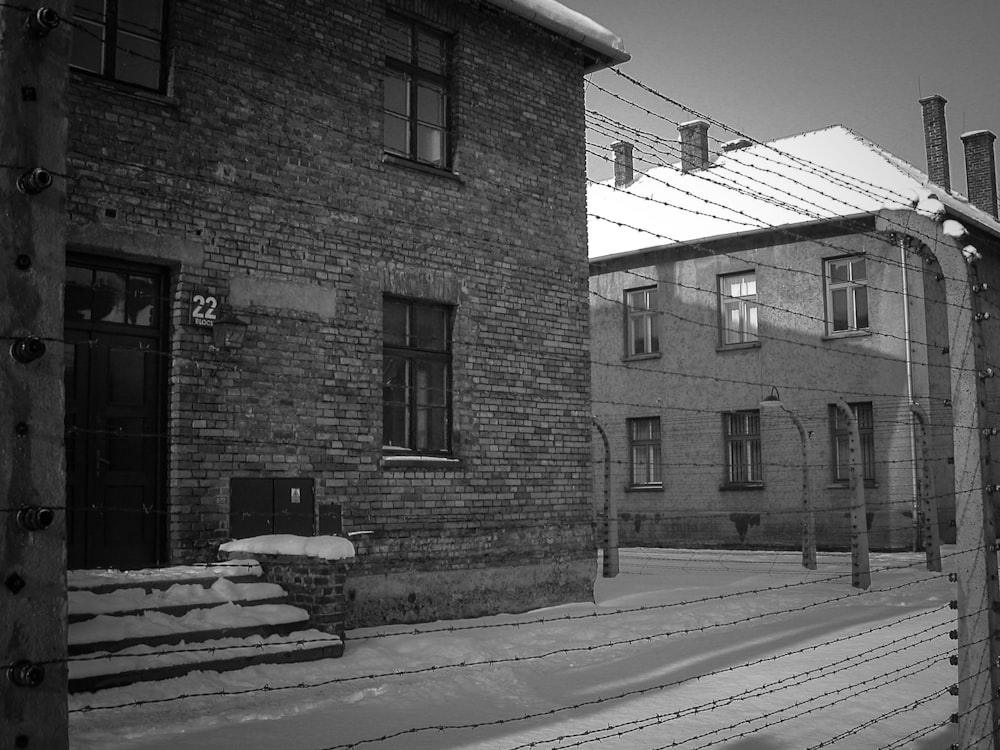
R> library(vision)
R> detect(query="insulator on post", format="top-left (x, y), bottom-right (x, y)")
top-left (979, 367), bottom-right (996, 380)
top-left (16, 167), bottom-right (53, 194)
top-left (16, 506), bottom-right (54, 532)
top-left (24, 7), bottom-right (60, 36)
top-left (983, 428), bottom-right (999, 437)
top-left (9, 336), bottom-right (45, 363)
top-left (6, 660), bottom-right (44, 688)
top-left (949, 684), bottom-right (960, 696)
top-left (976, 312), bottom-right (992, 321)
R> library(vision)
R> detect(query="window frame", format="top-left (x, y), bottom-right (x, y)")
top-left (383, 12), bottom-right (452, 170)
top-left (723, 409), bottom-right (763, 487)
top-left (70, 0), bottom-right (169, 93)
top-left (624, 286), bottom-right (660, 358)
top-left (825, 256), bottom-right (870, 335)
top-left (382, 295), bottom-right (453, 456)
top-left (830, 401), bottom-right (876, 484)
top-left (718, 271), bottom-right (759, 347)
top-left (627, 417), bottom-right (662, 488)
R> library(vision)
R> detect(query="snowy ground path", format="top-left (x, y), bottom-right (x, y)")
top-left (69, 548), bottom-right (958, 750)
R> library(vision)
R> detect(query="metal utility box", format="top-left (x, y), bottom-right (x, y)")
top-left (230, 478), bottom-right (315, 538)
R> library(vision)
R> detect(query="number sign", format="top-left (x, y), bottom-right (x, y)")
top-left (190, 290), bottom-right (219, 327)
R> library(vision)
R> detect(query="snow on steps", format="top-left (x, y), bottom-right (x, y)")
top-left (67, 559), bottom-right (344, 694)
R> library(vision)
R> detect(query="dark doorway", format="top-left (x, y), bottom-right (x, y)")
top-left (65, 254), bottom-right (168, 569)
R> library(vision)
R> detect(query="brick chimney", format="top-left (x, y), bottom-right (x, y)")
top-left (678, 119), bottom-right (710, 173)
top-left (919, 94), bottom-right (951, 191)
top-left (611, 141), bottom-right (634, 187)
top-left (961, 130), bottom-right (998, 219)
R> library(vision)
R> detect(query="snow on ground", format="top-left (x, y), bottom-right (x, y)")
top-left (69, 548), bottom-right (958, 750)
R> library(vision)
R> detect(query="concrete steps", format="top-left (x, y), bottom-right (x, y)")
top-left (68, 559), bottom-right (343, 693)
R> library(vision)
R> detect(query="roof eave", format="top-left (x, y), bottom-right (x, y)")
top-left (485, 0), bottom-right (630, 72)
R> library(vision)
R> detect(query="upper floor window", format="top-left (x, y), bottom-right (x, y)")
top-left (70, 0), bottom-right (167, 91)
top-left (383, 296), bottom-right (452, 454)
top-left (826, 256), bottom-right (869, 334)
top-left (628, 417), bottom-right (662, 487)
top-left (719, 271), bottom-right (758, 346)
top-left (384, 14), bottom-right (451, 169)
top-left (625, 287), bottom-right (659, 357)
top-left (724, 410), bottom-right (762, 486)
top-left (831, 401), bottom-right (875, 483)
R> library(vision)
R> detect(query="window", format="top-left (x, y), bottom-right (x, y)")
top-left (625, 287), bottom-right (659, 356)
top-left (826, 256), bottom-right (869, 334)
top-left (719, 271), bottom-right (758, 346)
top-left (724, 410), bottom-right (762, 485)
top-left (831, 402), bottom-right (875, 483)
top-left (384, 14), bottom-right (451, 169)
top-left (70, 0), bottom-right (166, 91)
top-left (628, 418), bottom-right (662, 487)
top-left (383, 296), bottom-right (452, 454)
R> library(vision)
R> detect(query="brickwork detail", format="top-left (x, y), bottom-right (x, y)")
top-left (219, 550), bottom-right (349, 636)
top-left (66, 0), bottom-right (597, 626)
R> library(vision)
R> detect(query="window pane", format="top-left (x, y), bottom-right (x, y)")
top-left (851, 258), bottom-right (866, 281)
top-left (94, 270), bottom-right (126, 322)
top-left (854, 287), bottom-right (869, 329)
top-left (383, 299), bottom-right (408, 346)
top-left (383, 403), bottom-right (408, 447)
top-left (384, 114), bottom-right (409, 156)
top-left (829, 260), bottom-right (849, 284)
top-left (65, 266), bottom-right (93, 320)
top-left (126, 275), bottom-right (155, 326)
top-left (416, 124), bottom-right (444, 165)
top-left (746, 304), bottom-right (758, 337)
top-left (71, 20), bottom-right (106, 74)
top-left (416, 405), bottom-right (448, 451)
top-left (414, 361), bottom-right (447, 406)
top-left (412, 306), bottom-right (447, 351)
top-left (385, 18), bottom-right (411, 61)
top-left (417, 30), bottom-right (446, 73)
top-left (831, 288), bottom-right (848, 331)
top-left (627, 290), bottom-right (650, 311)
top-left (417, 84), bottom-right (444, 126)
top-left (119, 0), bottom-right (162, 35)
top-left (116, 33), bottom-right (161, 89)
top-left (384, 72), bottom-right (409, 116)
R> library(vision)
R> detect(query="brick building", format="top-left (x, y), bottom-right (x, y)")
top-left (63, 0), bottom-right (627, 626)
top-left (589, 103), bottom-right (1000, 552)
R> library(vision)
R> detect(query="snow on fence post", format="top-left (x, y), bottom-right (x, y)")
top-left (835, 399), bottom-right (870, 589)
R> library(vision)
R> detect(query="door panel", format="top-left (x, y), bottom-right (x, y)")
top-left (65, 257), bottom-right (166, 570)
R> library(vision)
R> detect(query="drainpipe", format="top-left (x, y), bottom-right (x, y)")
top-left (899, 236), bottom-right (920, 551)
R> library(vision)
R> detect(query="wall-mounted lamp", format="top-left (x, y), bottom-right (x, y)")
top-left (760, 385), bottom-right (781, 406)
top-left (212, 314), bottom-right (249, 350)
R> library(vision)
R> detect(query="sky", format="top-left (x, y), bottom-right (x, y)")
top-left (572, 0), bottom-right (1000, 193)
top-left (69, 549), bottom-right (957, 750)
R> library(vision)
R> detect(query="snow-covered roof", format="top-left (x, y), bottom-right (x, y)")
top-left (487, 0), bottom-right (629, 71)
top-left (588, 125), bottom-right (1000, 260)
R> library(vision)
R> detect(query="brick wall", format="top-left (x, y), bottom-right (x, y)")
top-left (219, 550), bottom-right (349, 637)
top-left (66, 0), bottom-right (597, 624)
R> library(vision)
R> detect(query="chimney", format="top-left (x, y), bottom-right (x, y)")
top-left (919, 94), bottom-right (951, 191)
top-left (611, 141), bottom-right (634, 187)
top-left (961, 130), bottom-right (998, 219)
top-left (678, 119), bottom-right (710, 173)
